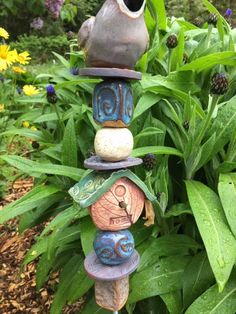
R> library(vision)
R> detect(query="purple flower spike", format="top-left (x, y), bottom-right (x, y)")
top-left (225, 8), bottom-right (233, 17)
top-left (46, 84), bottom-right (58, 104)
top-left (46, 84), bottom-right (56, 96)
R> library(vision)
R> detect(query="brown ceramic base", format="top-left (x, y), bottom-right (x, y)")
top-left (95, 277), bottom-right (129, 311)
top-left (79, 68), bottom-right (142, 80)
top-left (84, 156), bottom-right (143, 170)
top-left (84, 250), bottom-right (140, 281)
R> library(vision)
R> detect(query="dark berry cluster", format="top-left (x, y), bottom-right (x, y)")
top-left (143, 154), bottom-right (156, 171)
top-left (210, 73), bottom-right (229, 95)
top-left (166, 34), bottom-right (178, 49)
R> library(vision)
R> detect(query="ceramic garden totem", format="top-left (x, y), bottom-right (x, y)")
top-left (69, 0), bottom-right (155, 311)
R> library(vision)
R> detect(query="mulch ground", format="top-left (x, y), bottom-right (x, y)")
top-left (0, 179), bottom-right (84, 314)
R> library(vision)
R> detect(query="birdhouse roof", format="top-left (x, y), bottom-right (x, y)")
top-left (69, 169), bottom-right (156, 208)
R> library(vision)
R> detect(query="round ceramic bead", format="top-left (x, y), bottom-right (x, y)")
top-left (94, 128), bottom-right (133, 162)
top-left (93, 230), bottom-right (135, 266)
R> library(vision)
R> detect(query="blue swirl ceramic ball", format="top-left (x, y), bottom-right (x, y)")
top-left (93, 230), bottom-right (135, 265)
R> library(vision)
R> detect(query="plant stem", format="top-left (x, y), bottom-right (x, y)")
top-left (206, 24), bottom-right (213, 49)
top-left (145, 172), bottom-right (169, 235)
top-left (53, 103), bottom-right (64, 140)
top-left (195, 95), bottom-right (219, 146)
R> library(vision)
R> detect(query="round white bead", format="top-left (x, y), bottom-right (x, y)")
top-left (95, 128), bottom-right (133, 162)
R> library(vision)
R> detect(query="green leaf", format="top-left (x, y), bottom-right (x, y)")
top-left (185, 270), bottom-right (236, 314)
top-left (160, 291), bottom-right (182, 314)
top-left (50, 255), bottom-right (93, 314)
top-left (40, 206), bottom-right (88, 238)
top-left (179, 52), bottom-right (236, 72)
top-left (209, 97), bottom-right (236, 156)
top-left (0, 155), bottom-right (84, 181)
top-left (133, 92), bottom-right (161, 120)
top-left (0, 185), bottom-right (60, 224)
top-left (185, 180), bottom-right (236, 291)
top-left (128, 256), bottom-right (190, 304)
top-left (138, 234), bottom-right (200, 272)
top-left (52, 51), bottom-right (69, 67)
top-left (62, 117), bottom-right (78, 168)
top-left (18, 192), bottom-right (63, 232)
top-left (34, 113), bottom-right (58, 123)
top-left (165, 203), bottom-right (192, 218)
top-left (152, 0), bottom-right (166, 30)
top-left (218, 174), bottom-right (236, 238)
top-left (132, 146), bottom-right (183, 158)
top-left (80, 216), bottom-right (97, 256)
top-left (1, 128), bottom-right (52, 142)
top-left (134, 127), bottom-right (163, 144)
top-left (183, 252), bottom-right (215, 309)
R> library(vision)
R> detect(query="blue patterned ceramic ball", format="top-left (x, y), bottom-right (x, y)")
top-left (93, 230), bottom-right (135, 265)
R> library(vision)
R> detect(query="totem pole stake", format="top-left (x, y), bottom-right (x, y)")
top-left (69, 0), bottom-right (156, 311)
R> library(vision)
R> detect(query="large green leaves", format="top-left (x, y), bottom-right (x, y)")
top-left (179, 52), bottom-right (236, 72)
top-left (132, 146), bottom-right (183, 158)
top-left (80, 216), bottom-right (97, 256)
top-left (209, 96), bottom-right (236, 156)
top-left (62, 117), bottom-right (78, 168)
top-left (186, 181), bottom-right (236, 291)
top-left (218, 174), bottom-right (236, 238)
top-left (183, 252), bottom-right (215, 309)
top-left (50, 255), bottom-right (93, 314)
top-left (185, 270), bottom-right (236, 314)
top-left (0, 185), bottom-right (60, 223)
top-left (0, 155), bottom-right (84, 181)
top-left (128, 256), bottom-right (190, 304)
top-left (138, 234), bottom-right (200, 271)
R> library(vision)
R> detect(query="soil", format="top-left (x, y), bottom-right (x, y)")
top-left (0, 179), bottom-right (84, 314)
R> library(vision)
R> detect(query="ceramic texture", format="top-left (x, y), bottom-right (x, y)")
top-left (95, 277), bottom-right (129, 311)
top-left (84, 156), bottom-right (143, 170)
top-left (68, 169), bottom-right (157, 209)
top-left (84, 249), bottom-right (140, 281)
top-left (94, 230), bottom-right (134, 265)
top-left (78, 0), bottom-right (149, 69)
top-left (94, 128), bottom-right (133, 161)
top-left (79, 68), bottom-right (142, 80)
top-left (93, 80), bottom-right (133, 127)
top-left (90, 177), bottom-right (145, 231)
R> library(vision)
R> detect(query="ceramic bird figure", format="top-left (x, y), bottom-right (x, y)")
top-left (78, 0), bottom-right (149, 69)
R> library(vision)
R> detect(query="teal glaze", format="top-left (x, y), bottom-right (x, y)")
top-left (68, 169), bottom-right (156, 208)
top-left (93, 80), bottom-right (133, 126)
top-left (94, 230), bottom-right (134, 265)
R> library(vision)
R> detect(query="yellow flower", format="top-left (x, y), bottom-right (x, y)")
top-left (0, 104), bottom-right (5, 112)
top-left (23, 121), bottom-right (30, 128)
top-left (31, 126), bottom-right (37, 131)
top-left (17, 51), bottom-right (31, 65)
top-left (0, 27), bottom-right (9, 40)
top-left (0, 45), bottom-right (17, 71)
top-left (12, 66), bottom-right (26, 74)
top-left (23, 85), bottom-right (39, 96)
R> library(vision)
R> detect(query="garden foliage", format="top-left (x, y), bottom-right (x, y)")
top-left (1, 0), bottom-right (236, 313)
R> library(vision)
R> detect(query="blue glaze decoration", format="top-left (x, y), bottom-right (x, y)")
top-left (93, 230), bottom-right (135, 265)
top-left (93, 80), bottom-right (133, 126)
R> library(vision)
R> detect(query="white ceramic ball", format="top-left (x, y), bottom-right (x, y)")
top-left (95, 128), bottom-right (133, 162)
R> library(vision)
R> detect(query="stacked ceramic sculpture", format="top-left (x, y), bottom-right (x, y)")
top-left (69, 0), bottom-right (156, 311)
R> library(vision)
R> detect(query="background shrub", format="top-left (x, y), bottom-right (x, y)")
top-left (10, 35), bottom-right (70, 64)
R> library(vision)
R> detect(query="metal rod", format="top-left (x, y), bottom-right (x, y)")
top-left (113, 311), bottom-right (118, 314)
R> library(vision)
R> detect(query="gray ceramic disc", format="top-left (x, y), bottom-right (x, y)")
top-left (84, 156), bottom-right (143, 170)
top-left (79, 68), bottom-right (142, 80)
top-left (84, 250), bottom-right (140, 281)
